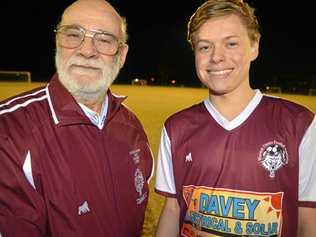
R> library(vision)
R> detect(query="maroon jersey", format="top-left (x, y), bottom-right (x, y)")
top-left (0, 74), bottom-right (153, 237)
top-left (155, 91), bottom-right (316, 237)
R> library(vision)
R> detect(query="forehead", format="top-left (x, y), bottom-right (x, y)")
top-left (196, 14), bottom-right (249, 41)
top-left (61, 1), bottom-right (122, 35)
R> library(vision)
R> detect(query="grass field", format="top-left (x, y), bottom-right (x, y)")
top-left (0, 82), bottom-right (315, 236)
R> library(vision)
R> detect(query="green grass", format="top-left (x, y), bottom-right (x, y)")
top-left (0, 82), bottom-right (315, 236)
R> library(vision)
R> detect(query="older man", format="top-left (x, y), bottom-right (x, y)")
top-left (0, 0), bottom-right (153, 236)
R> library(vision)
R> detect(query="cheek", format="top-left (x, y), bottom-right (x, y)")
top-left (195, 54), bottom-right (208, 70)
top-left (57, 47), bottom-right (75, 64)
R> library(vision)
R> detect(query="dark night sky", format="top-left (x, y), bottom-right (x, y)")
top-left (1, 1), bottom-right (315, 89)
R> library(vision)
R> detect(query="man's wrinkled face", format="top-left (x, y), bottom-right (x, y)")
top-left (55, 0), bottom-right (128, 102)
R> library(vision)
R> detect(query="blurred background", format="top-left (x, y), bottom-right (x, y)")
top-left (1, 0), bottom-right (316, 93)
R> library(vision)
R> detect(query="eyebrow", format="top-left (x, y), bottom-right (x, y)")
top-left (196, 35), bottom-right (240, 44)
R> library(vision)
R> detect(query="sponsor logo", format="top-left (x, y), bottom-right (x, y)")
top-left (185, 153), bottom-right (193, 162)
top-left (258, 141), bottom-right (288, 178)
top-left (78, 201), bottom-right (90, 215)
top-left (181, 186), bottom-right (283, 237)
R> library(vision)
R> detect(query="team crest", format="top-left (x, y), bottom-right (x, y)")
top-left (258, 141), bottom-right (288, 178)
top-left (134, 168), bottom-right (147, 204)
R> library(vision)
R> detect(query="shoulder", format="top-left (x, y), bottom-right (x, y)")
top-left (0, 86), bottom-right (49, 138)
top-left (262, 95), bottom-right (314, 121)
top-left (261, 95), bottom-right (315, 136)
top-left (165, 102), bottom-right (205, 130)
top-left (109, 98), bottom-right (148, 137)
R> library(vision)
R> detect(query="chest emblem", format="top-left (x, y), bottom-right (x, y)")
top-left (135, 168), bottom-right (147, 204)
top-left (185, 152), bottom-right (193, 162)
top-left (78, 201), bottom-right (90, 215)
top-left (258, 141), bottom-right (288, 178)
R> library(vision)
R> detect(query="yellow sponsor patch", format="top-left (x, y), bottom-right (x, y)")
top-left (181, 186), bottom-right (283, 237)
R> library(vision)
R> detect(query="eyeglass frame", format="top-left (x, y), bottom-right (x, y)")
top-left (54, 24), bottom-right (124, 56)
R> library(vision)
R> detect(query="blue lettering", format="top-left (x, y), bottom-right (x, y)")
top-left (245, 199), bottom-right (260, 219)
top-left (246, 222), bottom-right (279, 235)
top-left (199, 194), bottom-right (261, 221)
top-left (207, 195), bottom-right (220, 215)
top-left (199, 193), bottom-right (209, 212)
top-left (232, 198), bottom-right (244, 219)
top-left (217, 219), bottom-right (231, 232)
top-left (219, 195), bottom-right (233, 217)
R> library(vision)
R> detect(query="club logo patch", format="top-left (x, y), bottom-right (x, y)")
top-left (134, 168), bottom-right (147, 204)
top-left (258, 141), bottom-right (288, 178)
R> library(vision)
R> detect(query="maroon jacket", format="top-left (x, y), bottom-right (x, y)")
top-left (0, 75), bottom-right (153, 237)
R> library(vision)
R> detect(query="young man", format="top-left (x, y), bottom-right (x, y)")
top-left (0, 0), bottom-right (153, 236)
top-left (155, 0), bottom-right (316, 236)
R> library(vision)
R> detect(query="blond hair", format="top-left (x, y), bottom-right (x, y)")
top-left (187, 0), bottom-right (260, 48)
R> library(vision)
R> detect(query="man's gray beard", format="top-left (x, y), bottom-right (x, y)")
top-left (55, 50), bottom-right (121, 104)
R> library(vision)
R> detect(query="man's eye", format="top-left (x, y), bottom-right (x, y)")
top-left (96, 34), bottom-right (116, 45)
top-left (227, 42), bottom-right (238, 48)
top-left (66, 32), bottom-right (81, 38)
top-left (197, 45), bottom-right (210, 53)
top-left (98, 38), bottom-right (112, 44)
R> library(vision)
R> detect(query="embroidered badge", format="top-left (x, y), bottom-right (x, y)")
top-left (134, 168), bottom-right (146, 204)
top-left (185, 152), bottom-right (193, 162)
top-left (78, 201), bottom-right (90, 215)
top-left (258, 141), bottom-right (288, 178)
top-left (129, 148), bottom-right (141, 164)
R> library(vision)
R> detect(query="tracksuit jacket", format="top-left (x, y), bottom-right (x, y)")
top-left (0, 74), bottom-right (153, 237)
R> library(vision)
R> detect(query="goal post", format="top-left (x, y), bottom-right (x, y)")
top-left (0, 70), bottom-right (31, 83)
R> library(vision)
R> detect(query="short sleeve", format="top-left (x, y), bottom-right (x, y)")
top-left (299, 115), bottom-right (316, 206)
top-left (155, 126), bottom-right (177, 197)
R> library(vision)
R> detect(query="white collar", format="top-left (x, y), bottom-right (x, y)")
top-left (79, 95), bottom-right (109, 130)
top-left (203, 90), bottom-right (263, 131)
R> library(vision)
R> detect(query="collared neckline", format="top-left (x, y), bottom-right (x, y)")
top-left (79, 95), bottom-right (108, 130)
top-left (46, 73), bottom-right (126, 127)
top-left (203, 90), bottom-right (263, 131)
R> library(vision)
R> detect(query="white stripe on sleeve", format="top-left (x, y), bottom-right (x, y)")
top-left (155, 126), bottom-right (176, 194)
top-left (299, 115), bottom-right (316, 202)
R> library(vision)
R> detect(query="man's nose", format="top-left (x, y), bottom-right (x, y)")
top-left (210, 46), bottom-right (225, 63)
top-left (77, 34), bottom-right (98, 58)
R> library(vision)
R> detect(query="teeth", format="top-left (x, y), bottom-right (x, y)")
top-left (207, 69), bottom-right (231, 75)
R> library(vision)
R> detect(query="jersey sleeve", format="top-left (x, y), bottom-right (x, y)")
top-left (155, 126), bottom-right (177, 197)
top-left (0, 135), bottom-right (47, 236)
top-left (299, 115), bottom-right (316, 207)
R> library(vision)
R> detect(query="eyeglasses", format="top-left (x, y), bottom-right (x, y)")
top-left (55, 25), bottom-right (123, 56)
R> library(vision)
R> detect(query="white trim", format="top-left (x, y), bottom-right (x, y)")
top-left (203, 90), bottom-right (263, 131)
top-left (79, 95), bottom-right (108, 130)
top-left (155, 126), bottom-right (176, 194)
top-left (0, 95), bottom-right (47, 115)
top-left (146, 142), bottom-right (155, 184)
top-left (23, 151), bottom-right (36, 190)
top-left (0, 88), bottom-right (46, 108)
top-left (45, 86), bottom-right (59, 125)
top-left (111, 92), bottom-right (126, 99)
top-left (299, 115), bottom-right (316, 202)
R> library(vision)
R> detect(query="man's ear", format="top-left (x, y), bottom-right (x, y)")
top-left (118, 44), bottom-right (129, 68)
top-left (250, 39), bottom-right (260, 61)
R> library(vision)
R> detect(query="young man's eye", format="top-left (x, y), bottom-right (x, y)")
top-left (227, 42), bottom-right (238, 48)
top-left (197, 45), bottom-right (210, 53)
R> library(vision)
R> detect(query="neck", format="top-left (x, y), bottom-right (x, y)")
top-left (76, 94), bottom-right (106, 115)
top-left (209, 88), bottom-right (256, 121)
